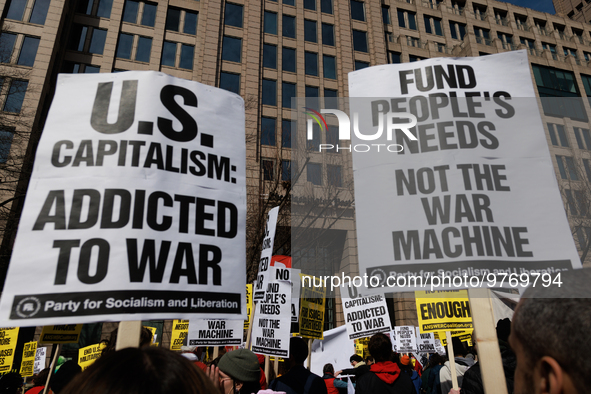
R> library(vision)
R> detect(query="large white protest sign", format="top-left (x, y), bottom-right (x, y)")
top-left (416, 330), bottom-right (436, 353)
top-left (254, 207), bottom-right (279, 301)
top-left (188, 319), bottom-right (243, 346)
top-left (394, 326), bottom-right (417, 353)
top-left (342, 293), bottom-right (391, 340)
top-left (0, 72), bottom-right (246, 325)
top-left (251, 279), bottom-right (291, 357)
top-left (348, 50), bottom-right (580, 290)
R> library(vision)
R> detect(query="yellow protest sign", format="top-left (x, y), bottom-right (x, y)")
top-left (415, 290), bottom-right (473, 333)
top-left (19, 341), bottom-right (37, 377)
top-left (78, 343), bottom-right (106, 370)
top-left (40, 325), bottom-right (82, 343)
top-left (354, 337), bottom-right (370, 358)
top-left (145, 326), bottom-right (158, 346)
top-left (434, 329), bottom-right (474, 346)
top-left (244, 284), bottom-right (253, 330)
top-left (0, 327), bottom-right (19, 373)
top-left (299, 275), bottom-right (326, 339)
top-left (170, 320), bottom-right (189, 351)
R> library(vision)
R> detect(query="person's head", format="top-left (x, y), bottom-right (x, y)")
top-left (51, 361), bottom-right (81, 394)
top-left (217, 349), bottom-right (261, 394)
top-left (0, 372), bottom-right (22, 394)
top-left (450, 337), bottom-right (467, 358)
top-left (399, 354), bottom-right (412, 370)
top-left (323, 363), bottom-right (335, 375)
top-left (365, 356), bottom-right (374, 365)
top-left (428, 353), bottom-right (446, 368)
top-left (288, 337), bottom-right (309, 366)
top-left (60, 347), bottom-right (217, 394)
top-left (510, 268), bottom-right (591, 394)
top-left (349, 354), bottom-right (363, 366)
top-left (368, 333), bottom-right (393, 363)
top-left (496, 318), bottom-right (511, 343)
top-left (32, 368), bottom-right (50, 387)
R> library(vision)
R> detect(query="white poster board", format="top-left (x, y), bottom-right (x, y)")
top-left (251, 279), bottom-right (291, 357)
top-left (187, 319), bottom-right (243, 346)
top-left (342, 293), bottom-right (392, 340)
top-left (348, 50), bottom-right (580, 292)
top-left (416, 330), bottom-right (436, 353)
top-left (394, 326), bottom-right (417, 353)
top-left (0, 72), bottom-right (246, 325)
top-left (254, 207), bottom-right (279, 301)
top-left (33, 347), bottom-right (47, 374)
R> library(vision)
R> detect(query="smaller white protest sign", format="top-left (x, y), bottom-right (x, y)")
top-left (394, 326), bottom-right (417, 353)
top-left (254, 207), bottom-right (279, 301)
top-left (187, 320), bottom-right (243, 346)
top-left (415, 330), bottom-right (436, 353)
top-left (33, 347), bottom-right (47, 374)
top-left (342, 293), bottom-right (392, 340)
top-left (434, 338), bottom-right (446, 355)
top-left (251, 279), bottom-right (291, 357)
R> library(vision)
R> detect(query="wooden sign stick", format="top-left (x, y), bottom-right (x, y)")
top-left (42, 344), bottom-right (61, 394)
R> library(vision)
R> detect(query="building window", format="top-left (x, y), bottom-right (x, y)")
top-left (165, 7), bottom-right (198, 35)
top-left (264, 11), bottom-right (277, 35)
top-left (584, 159), bottom-right (591, 182)
top-left (574, 127), bottom-right (591, 150)
top-left (397, 10), bottom-right (417, 30)
top-left (576, 226), bottom-right (591, 251)
top-left (409, 55), bottom-right (425, 62)
top-left (307, 163), bottom-right (322, 185)
top-left (351, 0), bottom-right (365, 21)
top-left (305, 52), bottom-right (318, 76)
top-left (324, 88), bottom-right (338, 109)
top-left (497, 32), bottom-right (513, 50)
top-left (263, 44), bottom-right (277, 69)
top-left (449, 21), bottom-right (466, 40)
top-left (304, 20), bottom-right (317, 43)
top-left (78, 0), bottom-right (113, 18)
top-left (352, 30), bottom-right (368, 52)
top-left (179, 44), bottom-right (194, 69)
top-left (62, 62), bottom-right (100, 73)
top-left (322, 24), bottom-right (335, 46)
top-left (262, 79), bottom-right (277, 106)
top-left (122, 1), bottom-right (157, 27)
top-left (282, 119), bottom-right (294, 148)
top-left (354, 60), bottom-right (369, 70)
top-left (116, 33), bottom-right (134, 59)
top-left (473, 3), bottom-right (487, 20)
top-left (136, 36), bottom-right (153, 62)
top-left (494, 9), bottom-right (508, 26)
top-left (283, 15), bottom-right (296, 38)
top-left (382, 6), bottom-right (391, 25)
top-left (564, 47), bottom-right (578, 60)
top-left (321, 0), bottom-right (333, 14)
top-left (219, 72), bottom-right (240, 95)
top-left (283, 47), bottom-right (296, 72)
top-left (0, 33), bottom-right (17, 63)
top-left (308, 124), bottom-right (320, 151)
top-left (283, 0), bottom-right (294, 5)
top-left (262, 159), bottom-right (275, 181)
top-left (3, 35), bottom-right (39, 67)
top-left (0, 129), bottom-right (14, 163)
top-left (323, 55), bottom-right (336, 79)
top-left (224, 3), bottom-right (243, 28)
top-left (388, 51), bottom-right (401, 63)
top-left (547, 123), bottom-right (569, 147)
top-left (261, 117), bottom-right (276, 146)
top-left (6, 0), bottom-right (51, 24)
top-left (474, 27), bottom-right (491, 45)
top-left (515, 14), bottom-right (528, 30)
top-left (282, 160), bottom-right (292, 181)
top-left (304, 0), bottom-right (316, 11)
top-left (68, 25), bottom-right (107, 54)
top-left (424, 15), bottom-right (442, 36)
top-left (222, 36), bottom-right (242, 63)
top-left (161, 41), bottom-right (194, 69)
top-left (282, 82), bottom-right (296, 108)
top-left (326, 124), bottom-right (339, 149)
top-left (533, 65), bottom-right (585, 121)
top-left (3, 80), bottom-right (28, 113)
top-left (556, 155), bottom-right (578, 180)
top-left (305, 85), bottom-right (319, 98)
top-left (564, 189), bottom-right (578, 216)
top-left (327, 165), bottom-right (342, 187)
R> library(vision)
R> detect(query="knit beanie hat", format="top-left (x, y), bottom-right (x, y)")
top-left (400, 355), bottom-right (410, 365)
top-left (218, 349), bottom-right (261, 383)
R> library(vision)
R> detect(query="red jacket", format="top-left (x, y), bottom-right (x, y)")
top-left (322, 373), bottom-right (340, 394)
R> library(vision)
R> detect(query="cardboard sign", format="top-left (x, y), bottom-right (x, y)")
top-left (244, 284), bottom-right (253, 330)
top-left (254, 207), bottom-right (279, 301)
top-left (187, 319), bottom-right (243, 346)
top-left (0, 327), bottom-right (19, 373)
top-left (170, 319), bottom-right (189, 351)
top-left (394, 326), bottom-right (417, 353)
top-left (348, 51), bottom-right (580, 293)
top-left (299, 275), bottom-right (326, 339)
top-left (34, 347), bottom-right (47, 374)
top-left (0, 72), bottom-right (247, 326)
top-left (251, 280), bottom-right (291, 357)
top-left (19, 341), bottom-right (37, 377)
top-left (416, 331), bottom-right (436, 353)
top-left (342, 293), bottom-right (392, 340)
top-left (415, 290), bottom-right (473, 332)
top-left (78, 342), bottom-right (106, 370)
top-left (39, 325), bottom-right (82, 343)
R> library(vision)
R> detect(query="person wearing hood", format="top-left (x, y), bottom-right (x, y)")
top-left (355, 333), bottom-right (414, 394)
top-left (397, 355), bottom-right (422, 394)
top-left (436, 338), bottom-right (475, 394)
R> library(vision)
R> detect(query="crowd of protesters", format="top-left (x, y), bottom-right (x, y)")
top-left (0, 267), bottom-right (588, 394)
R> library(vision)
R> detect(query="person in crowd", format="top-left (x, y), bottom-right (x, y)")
top-left (60, 347), bottom-right (217, 394)
top-left (180, 345), bottom-right (208, 372)
top-left (354, 333), bottom-right (414, 394)
top-left (24, 368), bottom-right (50, 394)
top-left (364, 357), bottom-right (374, 366)
top-left (419, 354), bottom-right (445, 394)
top-left (207, 349), bottom-right (262, 394)
top-left (435, 338), bottom-right (474, 394)
top-left (100, 326), bottom-right (153, 356)
top-left (461, 320), bottom-right (516, 394)
top-left (48, 361), bottom-right (82, 394)
top-left (336, 354), bottom-right (370, 380)
top-left (255, 354), bottom-right (268, 390)
top-left (0, 372), bottom-right (22, 394)
top-left (397, 355), bottom-right (422, 394)
top-left (349, 355), bottom-right (365, 368)
top-left (268, 337), bottom-right (327, 394)
top-left (509, 268), bottom-right (591, 394)
top-left (322, 363), bottom-right (349, 394)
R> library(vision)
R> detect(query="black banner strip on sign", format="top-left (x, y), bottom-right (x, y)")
top-left (349, 327), bottom-right (389, 340)
top-left (10, 290), bottom-right (241, 319)
top-left (189, 339), bottom-right (241, 346)
top-left (251, 347), bottom-right (288, 356)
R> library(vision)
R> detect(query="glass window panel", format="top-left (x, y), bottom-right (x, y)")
top-left (263, 44), bottom-right (277, 69)
top-left (424, 16), bottom-right (432, 34)
top-left (282, 119), bottom-right (293, 148)
top-left (351, 0), bottom-right (365, 21)
top-left (324, 88), bottom-right (338, 109)
top-left (161, 41), bottom-right (176, 67)
top-left (327, 165), bottom-right (342, 187)
top-left (89, 28), bottom-right (107, 54)
top-left (6, 0), bottom-right (27, 21)
top-left (283, 0), bottom-right (295, 5)
top-left (566, 156), bottom-right (579, 180)
top-left (323, 55), bottom-right (336, 79)
top-left (556, 156), bottom-right (567, 179)
top-left (29, 0), bottom-right (51, 24)
top-left (179, 44), bottom-right (194, 69)
top-left (282, 160), bottom-right (292, 181)
top-left (68, 25), bottom-right (88, 51)
top-left (355, 60), bottom-right (369, 70)
top-left (556, 124), bottom-right (569, 147)
top-left (0, 130), bottom-right (14, 163)
top-left (304, 20), bottom-right (317, 43)
top-left (184, 11), bottom-right (198, 35)
top-left (305, 52), bottom-right (318, 76)
top-left (434, 18), bottom-right (442, 35)
top-left (262, 160), bottom-right (274, 180)
top-left (136, 36), bottom-right (152, 62)
top-left (382, 7), bottom-right (390, 25)
top-left (304, 0), bottom-right (316, 11)
top-left (264, 12), bottom-right (277, 35)
top-left (322, 23), bottom-right (335, 46)
top-left (3, 80), bottom-right (28, 113)
top-left (283, 15), bottom-right (296, 38)
top-left (398, 10), bottom-right (405, 28)
top-left (389, 51), bottom-right (401, 63)
top-left (85, 65), bottom-right (100, 73)
top-left (352, 30), bottom-right (368, 52)
top-left (321, 0), bottom-right (332, 14)
top-left (307, 163), bottom-right (322, 185)
top-left (262, 79), bottom-right (277, 106)
top-left (283, 47), bottom-right (296, 72)
top-left (141, 2), bottom-right (157, 26)
top-left (96, 0), bottom-right (113, 18)
top-left (225, 3), bottom-right (243, 28)
top-left (261, 117), bottom-right (276, 146)
top-left (77, 0), bottom-right (93, 14)
top-left (282, 82), bottom-right (296, 108)
top-left (305, 85), bottom-right (319, 97)
top-left (220, 72), bottom-right (240, 95)
top-left (222, 36), bottom-right (242, 62)
top-left (166, 7), bottom-right (181, 31)
top-left (0, 33), bottom-right (17, 63)
top-left (122, 0), bottom-right (139, 23)
top-left (583, 129), bottom-right (591, 150)
top-left (17, 36), bottom-right (40, 67)
top-left (408, 12), bottom-right (417, 30)
top-left (116, 33), bottom-right (134, 59)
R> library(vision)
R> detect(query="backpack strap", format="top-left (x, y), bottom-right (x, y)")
top-left (303, 373), bottom-right (316, 393)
